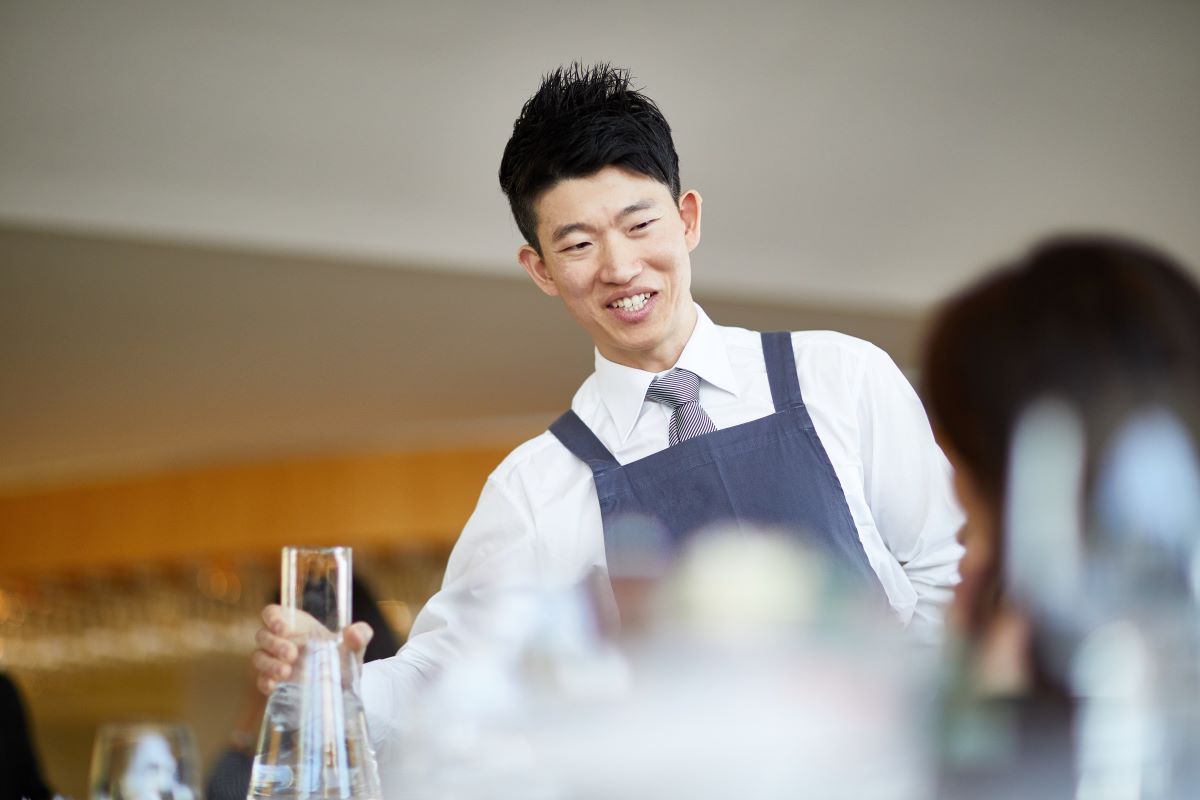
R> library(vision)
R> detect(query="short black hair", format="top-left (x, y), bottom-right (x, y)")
top-left (498, 62), bottom-right (681, 254)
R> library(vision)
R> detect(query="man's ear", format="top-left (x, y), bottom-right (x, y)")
top-left (679, 190), bottom-right (703, 252)
top-left (518, 244), bottom-right (559, 297)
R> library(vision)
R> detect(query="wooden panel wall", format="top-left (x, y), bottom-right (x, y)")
top-left (0, 447), bottom-right (513, 576)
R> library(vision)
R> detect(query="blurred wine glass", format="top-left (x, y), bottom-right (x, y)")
top-left (89, 722), bottom-right (200, 800)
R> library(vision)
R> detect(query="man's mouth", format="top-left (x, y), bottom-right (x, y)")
top-left (608, 292), bottom-right (654, 312)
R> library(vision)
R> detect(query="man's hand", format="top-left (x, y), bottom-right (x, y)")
top-left (253, 604), bottom-right (375, 695)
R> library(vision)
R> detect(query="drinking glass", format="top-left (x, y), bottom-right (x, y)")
top-left (89, 722), bottom-right (200, 800)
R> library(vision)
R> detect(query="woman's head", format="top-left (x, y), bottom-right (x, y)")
top-left (921, 234), bottom-right (1200, 633)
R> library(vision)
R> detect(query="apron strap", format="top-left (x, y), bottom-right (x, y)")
top-left (762, 331), bottom-right (805, 412)
top-left (549, 409), bottom-right (620, 475)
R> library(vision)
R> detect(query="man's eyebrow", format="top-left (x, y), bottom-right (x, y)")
top-left (549, 199), bottom-right (661, 244)
top-left (618, 199), bottom-right (658, 219)
top-left (551, 222), bottom-right (594, 244)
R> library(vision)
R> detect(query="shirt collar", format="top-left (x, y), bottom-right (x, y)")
top-left (593, 305), bottom-right (741, 443)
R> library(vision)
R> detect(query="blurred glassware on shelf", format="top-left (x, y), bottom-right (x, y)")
top-left (0, 562), bottom-right (274, 676)
top-left (248, 547), bottom-right (381, 800)
top-left (0, 546), bottom-right (448, 679)
top-left (89, 722), bottom-right (200, 800)
top-left (0, 545), bottom-right (446, 800)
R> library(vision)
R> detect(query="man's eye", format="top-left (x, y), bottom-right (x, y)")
top-left (632, 219), bottom-right (657, 232)
top-left (567, 241), bottom-right (591, 251)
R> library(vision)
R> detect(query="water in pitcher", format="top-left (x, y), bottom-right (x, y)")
top-left (248, 547), bottom-right (382, 800)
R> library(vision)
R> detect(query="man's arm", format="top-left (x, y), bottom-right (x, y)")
top-left (362, 473), bottom-right (540, 757)
top-left (854, 343), bottom-right (965, 643)
top-left (251, 468), bottom-right (541, 762)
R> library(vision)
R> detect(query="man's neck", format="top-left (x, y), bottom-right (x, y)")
top-left (598, 305), bottom-right (700, 373)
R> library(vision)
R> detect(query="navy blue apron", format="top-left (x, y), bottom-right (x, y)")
top-left (550, 332), bottom-right (884, 610)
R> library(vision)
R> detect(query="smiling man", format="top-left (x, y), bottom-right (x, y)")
top-left (254, 63), bottom-right (964, 759)
top-left (517, 166), bottom-right (701, 372)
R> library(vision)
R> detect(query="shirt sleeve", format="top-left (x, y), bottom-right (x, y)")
top-left (362, 472), bottom-right (539, 760)
top-left (854, 343), bottom-right (965, 643)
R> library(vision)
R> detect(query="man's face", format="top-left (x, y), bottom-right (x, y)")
top-left (518, 166), bottom-right (702, 373)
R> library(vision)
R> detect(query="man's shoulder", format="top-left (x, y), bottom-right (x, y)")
top-left (493, 428), bottom-right (570, 475)
top-left (712, 320), bottom-right (889, 369)
top-left (487, 373), bottom-right (601, 487)
top-left (789, 329), bottom-right (890, 364)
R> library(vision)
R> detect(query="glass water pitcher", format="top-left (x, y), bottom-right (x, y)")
top-left (248, 547), bottom-right (382, 800)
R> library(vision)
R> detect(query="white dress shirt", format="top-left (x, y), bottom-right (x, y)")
top-left (364, 305), bottom-right (964, 752)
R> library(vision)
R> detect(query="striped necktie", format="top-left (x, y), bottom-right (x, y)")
top-left (646, 368), bottom-right (718, 445)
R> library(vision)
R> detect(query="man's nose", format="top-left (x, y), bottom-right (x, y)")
top-left (598, 238), bottom-right (642, 284)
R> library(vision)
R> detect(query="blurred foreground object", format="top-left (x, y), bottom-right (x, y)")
top-left (248, 548), bottom-right (381, 800)
top-left (89, 722), bottom-right (199, 800)
top-left (386, 528), bottom-right (930, 800)
top-left (920, 234), bottom-right (1200, 798)
top-left (1007, 402), bottom-right (1200, 798)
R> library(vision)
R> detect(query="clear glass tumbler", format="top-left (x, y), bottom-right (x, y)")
top-left (248, 546), bottom-right (382, 800)
top-left (89, 722), bottom-right (201, 800)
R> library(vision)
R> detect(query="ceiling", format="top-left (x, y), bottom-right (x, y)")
top-left (1, 1), bottom-right (1198, 487)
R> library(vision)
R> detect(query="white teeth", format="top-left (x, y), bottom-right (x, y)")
top-left (612, 292), bottom-right (651, 311)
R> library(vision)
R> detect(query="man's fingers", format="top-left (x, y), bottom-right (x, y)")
top-left (252, 616), bottom-right (379, 697)
top-left (255, 603), bottom-right (296, 697)
top-left (261, 603), bottom-right (287, 635)
top-left (253, 606), bottom-right (375, 698)
top-left (256, 673), bottom-right (278, 696)
top-left (254, 627), bottom-right (298, 662)
top-left (252, 649), bottom-right (292, 681)
top-left (253, 625), bottom-right (273, 650)
top-left (345, 621), bottom-right (375, 654)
